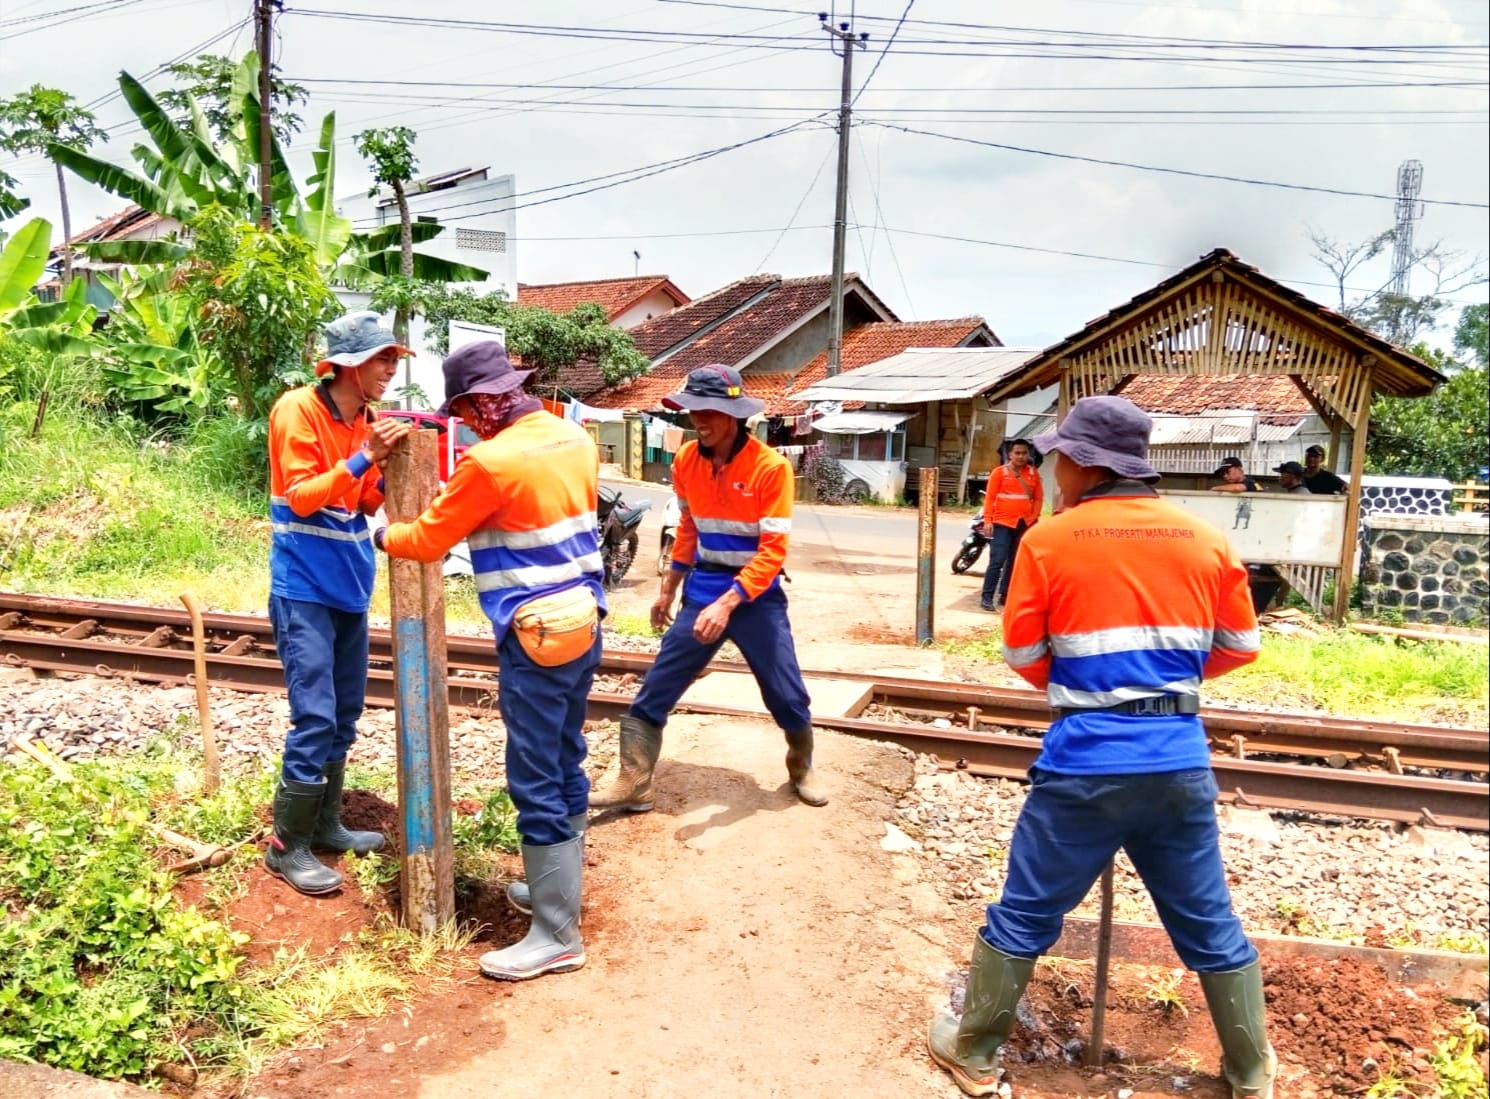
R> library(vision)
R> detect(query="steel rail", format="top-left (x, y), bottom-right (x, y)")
top-left (1, 592), bottom-right (1485, 831)
top-left (3, 593), bottom-right (1483, 771)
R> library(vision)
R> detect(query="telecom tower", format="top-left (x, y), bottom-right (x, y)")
top-left (1389, 159), bottom-right (1424, 297)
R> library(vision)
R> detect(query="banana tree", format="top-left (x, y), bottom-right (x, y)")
top-left (0, 217), bottom-right (96, 354)
top-left (95, 267), bottom-right (220, 415)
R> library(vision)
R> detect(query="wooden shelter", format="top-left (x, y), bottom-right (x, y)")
top-left (983, 249), bottom-right (1444, 620)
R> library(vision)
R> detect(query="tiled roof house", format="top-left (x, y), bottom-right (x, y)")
top-left (517, 275), bottom-right (690, 329)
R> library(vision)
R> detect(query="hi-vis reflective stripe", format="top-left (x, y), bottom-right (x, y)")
top-left (271, 496), bottom-right (360, 524)
top-left (473, 554), bottom-right (604, 593)
top-left (1047, 678), bottom-right (1200, 709)
top-left (1050, 625), bottom-right (1214, 659)
top-left (271, 521), bottom-right (371, 543)
top-left (759, 516), bottom-right (791, 533)
top-left (997, 492), bottom-right (1032, 500)
top-left (1214, 626), bottom-right (1261, 652)
top-left (698, 547), bottom-right (755, 567)
top-left (1002, 639), bottom-right (1049, 666)
top-left (696, 517), bottom-right (760, 537)
top-left (468, 512), bottom-right (598, 552)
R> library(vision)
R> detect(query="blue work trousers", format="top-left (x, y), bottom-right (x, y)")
top-left (980, 520), bottom-right (1027, 605)
top-left (270, 594), bottom-right (368, 784)
top-left (983, 767), bottom-right (1257, 973)
top-left (631, 586), bottom-right (812, 733)
top-left (497, 629), bottom-right (601, 846)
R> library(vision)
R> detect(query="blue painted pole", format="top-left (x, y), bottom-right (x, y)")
top-left (916, 466), bottom-right (937, 647)
top-left (385, 429), bottom-right (454, 932)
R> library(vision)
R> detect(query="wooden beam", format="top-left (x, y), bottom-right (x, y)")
top-left (1333, 362), bottom-right (1374, 622)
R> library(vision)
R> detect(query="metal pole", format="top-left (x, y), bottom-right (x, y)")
top-left (1087, 860), bottom-right (1116, 1067)
top-left (385, 429), bottom-right (454, 933)
top-left (822, 18), bottom-right (866, 378)
top-left (916, 466), bottom-right (937, 646)
top-left (255, 0), bottom-right (274, 229)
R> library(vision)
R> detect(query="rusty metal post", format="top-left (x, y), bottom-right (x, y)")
top-left (1087, 860), bottom-right (1116, 1067)
top-left (384, 429), bottom-right (454, 933)
top-left (916, 466), bottom-right (937, 646)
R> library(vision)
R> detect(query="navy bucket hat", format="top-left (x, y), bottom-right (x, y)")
top-left (439, 340), bottom-right (534, 415)
top-left (1033, 396), bottom-right (1160, 483)
top-left (661, 365), bottom-right (765, 418)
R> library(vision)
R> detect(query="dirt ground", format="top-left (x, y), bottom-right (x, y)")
top-left (209, 715), bottom-right (1479, 1099)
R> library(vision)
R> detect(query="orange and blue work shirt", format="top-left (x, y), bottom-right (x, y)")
top-left (669, 434), bottom-right (792, 606)
top-left (379, 411), bottom-right (606, 640)
top-left (981, 462), bottom-right (1043, 529)
top-left (268, 384), bottom-right (385, 613)
top-left (1001, 480), bottom-right (1260, 774)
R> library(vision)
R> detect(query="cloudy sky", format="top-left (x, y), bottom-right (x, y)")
top-left (2, 0), bottom-right (1486, 349)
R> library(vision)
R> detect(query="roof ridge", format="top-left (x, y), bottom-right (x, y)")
top-left (519, 274), bottom-right (671, 289)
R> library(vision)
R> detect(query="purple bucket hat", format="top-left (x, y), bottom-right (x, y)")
top-left (439, 340), bottom-right (534, 415)
top-left (1033, 396), bottom-right (1160, 482)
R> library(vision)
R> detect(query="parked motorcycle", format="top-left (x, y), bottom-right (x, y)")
top-left (598, 485), bottom-right (650, 590)
top-left (657, 493), bottom-right (681, 575)
top-left (951, 517), bottom-right (988, 574)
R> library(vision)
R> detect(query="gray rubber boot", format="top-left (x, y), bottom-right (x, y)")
top-left (1200, 961), bottom-right (1277, 1099)
top-left (588, 715), bottom-right (663, 811)
top-left (479, 835), bottom-right (585, 981)
top-left (312, 757), bottom-right (386, 855)
top-left (506, 813), bottom-right (587, 915)
top-left (264, 778), bottom-right (343, 896)
top-left (927, 936), bottom-right (1036, 1097)
top-left (784, 726), bottom-right (829, 806)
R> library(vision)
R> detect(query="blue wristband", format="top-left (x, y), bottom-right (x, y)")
top-left (347, 450), bottom-right (373, 479)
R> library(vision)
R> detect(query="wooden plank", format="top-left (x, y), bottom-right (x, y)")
top-left (1334, 361), bottom-right (1374, 622)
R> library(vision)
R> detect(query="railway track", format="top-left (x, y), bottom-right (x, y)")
top-left (2, 592), bottom-right (1487, 832)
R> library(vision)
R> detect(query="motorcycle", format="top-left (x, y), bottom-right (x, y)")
top-left (597, 485), bottom-right (650, 590)
top-left (951, 517), bottom-right (988, 574)
top-left (657, 493), bottom-right (681, 575)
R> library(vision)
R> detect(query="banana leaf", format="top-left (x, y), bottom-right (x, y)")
top-left (295, 112), bottom-right (353, 266)
top-left (0, 217), bottom-right (52, 315)
top-left (80, 239), bottom-right (190, 265)
top-left (48, 144), bottom-right (189, 222)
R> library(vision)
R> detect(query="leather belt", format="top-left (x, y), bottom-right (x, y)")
top-left (1055, 694), bottom-right (1200, 720)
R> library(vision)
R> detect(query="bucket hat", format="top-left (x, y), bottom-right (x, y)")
top-left (1033, 396), bottom-right (1159, 482)
top-left (439, 340), bottom-right (533, 415)
top-left (1214, 456), bottom-right (1245, 477)
top-left (315, 311), bottom-right (412, 376)
top-left (661, 365), bottom-right (765, 418)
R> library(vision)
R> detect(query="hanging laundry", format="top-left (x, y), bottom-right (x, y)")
top-left (793, 414), bottom-right (813, 437)
top-left (663, 428), bottom-right (685, 454)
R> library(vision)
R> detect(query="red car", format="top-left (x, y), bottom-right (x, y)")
top-left (377, 410), bottom-right (479, 482)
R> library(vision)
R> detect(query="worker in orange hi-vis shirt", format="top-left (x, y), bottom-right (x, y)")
top-left (977, 438), bottom-right (1043, 612)
top-left (928, 397), bottom-right (1273, 1099)
top-left (589, 365), bottom-right (826, 813)
top-left (377, 342), bottom-right (607, 984)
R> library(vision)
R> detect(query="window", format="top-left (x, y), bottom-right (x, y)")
top-left (455, 227), bottom-right (507, 253)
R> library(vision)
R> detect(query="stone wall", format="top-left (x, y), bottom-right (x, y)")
top-left (1361, 514), bottom-right (1489, 625)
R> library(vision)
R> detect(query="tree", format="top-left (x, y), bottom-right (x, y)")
top-left (420, 285), bottom-right (649, 392)
top-left (0, 85), bottom-right (107, 286)
top-left (1453, 302), bottom-right (1488, 369)
top-left (158, 53), bottom-right (308, 145)
top-left (353, 127), bottom-right (419, 351)
top-left (1309, 229), bottom-right (1393, 313)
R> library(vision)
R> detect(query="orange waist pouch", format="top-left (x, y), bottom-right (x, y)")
top-left (511, 586), bottom-right (599, 667)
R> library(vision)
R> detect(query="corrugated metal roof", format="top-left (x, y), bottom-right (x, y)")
top-left (1148, 413), bottom-right (1304, 447)
top-left (812, 410), bottom-right (915, 434)
top-left (793, 346), bottom-right (1043, 405)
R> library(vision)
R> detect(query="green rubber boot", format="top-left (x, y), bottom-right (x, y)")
top-left (784, 726), bottom-right (829, 806)
top-left (1199, 961), bottom-right (1277, 1099)
top-left (927, 936), bottom-right (1036, 1097)
top-left (479, 836), bottom-right (585, 981)
top-left (588, 715), bottom-right (663, 811)
top-left (506, 814), bottom-right (588, 915)
top-left (264, 778), bottom-right (343, 896)
top-left (312, 757), bottom-right (386, 855)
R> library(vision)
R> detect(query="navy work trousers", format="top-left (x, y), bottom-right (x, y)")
top-left (630, 586), bottom-right (812, 733)
top-left (497, 628), bottom-right (601, 846)
top-left (270, 594), bottom-right (368, 784)
top-left (980, 520), bottom-right (1028, 606)
top-left (983, 767), bottom-right (1257, 973)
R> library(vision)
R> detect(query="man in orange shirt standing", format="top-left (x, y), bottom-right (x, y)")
top-left (928, 397), bottom-right (1273, 1098)
top-left (590, 365), bottom-right (827, 812)
top-left (265, 312), bottom-right (412, 896)
top-left (978, 438), bottom-right (1042, 611)
top-left (377, 342), bottom-right (607, 982)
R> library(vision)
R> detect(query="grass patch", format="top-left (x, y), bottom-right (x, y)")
top-left (946, 625), bottom-right (1488, 725)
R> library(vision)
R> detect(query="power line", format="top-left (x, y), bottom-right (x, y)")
top-left (755, 140), bottom-right (835, 272)
top-left (873, 122), bottom-right (1490, 209)
top-left (850, 0), bottom-right (914, 108)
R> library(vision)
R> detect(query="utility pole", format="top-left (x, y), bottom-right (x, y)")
top-left (255, 0), bottom-right (277, 228)
top-left (822, 14), bottom-right (868, 377)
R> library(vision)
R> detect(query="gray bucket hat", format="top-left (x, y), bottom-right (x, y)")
top-left (661, 365), bottom-right (765, 418)
top-left (315, 311), bottom-right (412, 376)
top-left (1033, 396), bottom-right (1160, 483)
